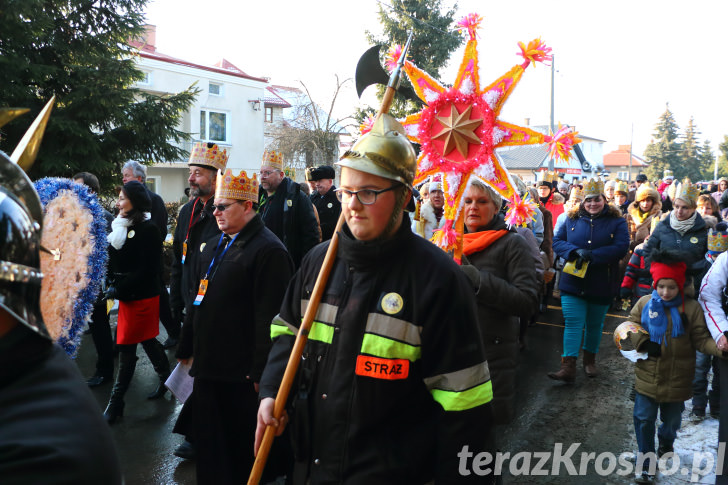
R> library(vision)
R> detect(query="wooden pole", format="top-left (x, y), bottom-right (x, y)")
top-left (248, 213), bottom-right (345, 484)
top-left (454, 211), bottom-right (464, 265)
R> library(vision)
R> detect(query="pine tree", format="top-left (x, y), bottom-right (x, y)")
top-left (699, 139), bottom-right (716, 180)
top-left (0, 0), bottom-right (198, 192)
top-left (680, 117), bottom-right (703, 182)
top-left (717, 135), bottom-right (728, 179)
top-left (356, 0), bottom-right (464, 122)
top-left (643, 104), bottom-right (682, 181)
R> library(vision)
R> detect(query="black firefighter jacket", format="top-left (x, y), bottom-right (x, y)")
top-left (259, 218), bottom-right (496, 484)
top-left (310, 185), bottom-right (341, 241)
top-left (177, 215), bottom-right (294, 383)
top-left (170, 197), bottom-right (220, 316)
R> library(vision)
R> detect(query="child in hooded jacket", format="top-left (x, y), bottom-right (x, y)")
top-left (627, 249), bottom-right (723, 484)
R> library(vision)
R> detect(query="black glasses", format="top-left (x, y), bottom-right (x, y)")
top-left (212, 201), bottom-right (241, 212)
top-left (335, 186), bottom-right (398, 205)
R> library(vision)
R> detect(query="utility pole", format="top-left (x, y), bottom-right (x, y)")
top-left (628, 123), bottom-right (633, 181)
top-left (548, 55), bottom-right (555, 172)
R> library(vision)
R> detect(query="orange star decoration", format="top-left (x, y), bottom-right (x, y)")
top-left (387, 13), bottom-right (580, 255)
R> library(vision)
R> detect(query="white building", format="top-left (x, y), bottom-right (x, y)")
top-left (131, 25), bottom-right (268, 202)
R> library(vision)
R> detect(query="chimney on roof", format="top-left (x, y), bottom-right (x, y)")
top-left (524, 117), bottom-right (530, 126)
top-left (140, 24), bottom-right (156, 52)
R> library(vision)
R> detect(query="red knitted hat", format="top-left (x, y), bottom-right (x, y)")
top-left (650, 260), bottom-right (686, 290)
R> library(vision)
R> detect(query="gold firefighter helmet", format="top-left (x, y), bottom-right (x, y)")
top-left (337, 114), bottom-right (416, 187)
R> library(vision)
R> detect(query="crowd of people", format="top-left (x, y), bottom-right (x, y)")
top-left (6, 112), bottom-right (728, 483)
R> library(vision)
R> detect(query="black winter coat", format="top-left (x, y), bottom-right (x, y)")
top-left (148, 188), bottom-right (168, 238)
top-left (0, 326), bottom-right (121, 484)
top-left (260, 218), bottom-right (496, 484)
top-left (643, 212), bottom-right (709, 290)
top-left (170, 197), bottom-right (220, 315)
top-left (177, 215), bottom-right (293, 383)
top-left (107, 219), bottom-right (162, 301)
top-left (259, 177), bottom-right (320, 268)
top-left (310, 185), bottom-right (341, 241)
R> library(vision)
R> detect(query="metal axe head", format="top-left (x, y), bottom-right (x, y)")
top-left (354, 45), bottom-right (423, 105)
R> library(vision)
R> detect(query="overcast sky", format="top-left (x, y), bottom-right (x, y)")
top-left (144, 0), bottom-right (728, 160)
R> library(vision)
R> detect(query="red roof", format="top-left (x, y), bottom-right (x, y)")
top-left (603, 145), bottom-right (647, 167)
top-left (264, 87), bottom-right (292, 108)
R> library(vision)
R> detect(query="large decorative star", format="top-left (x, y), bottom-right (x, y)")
top-left (385, 14), bottom-right (578, 252)
top-left (432, 104), bottom-right (482, 158)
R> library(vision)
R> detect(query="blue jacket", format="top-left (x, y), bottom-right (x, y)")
top-left (553, 204), bottom-right (630, 302)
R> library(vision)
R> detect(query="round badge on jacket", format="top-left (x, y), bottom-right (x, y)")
top-left (127, 230), bottom-right (135, 239)
top-left (690, 237), bottom-right (698, 244)
top-left (381, 292), bottom-right (404, 315)
top-left (327, 202), bottom-right (333, 208)
top-left (200, 242), bottom-right (206, 252)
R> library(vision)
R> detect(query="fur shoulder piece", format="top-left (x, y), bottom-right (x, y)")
top-left (550, 192), bottom-right (565, 206)
top-left (703, 214), bottom-right (718, 230)
top-left (419, 200), bottom-right (438, 227)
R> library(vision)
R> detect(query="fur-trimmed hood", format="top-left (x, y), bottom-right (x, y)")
top-left (628, 198), bottom-right (662, 221)
top-left (547, 192), bottom-right (565, 206)
top-left (567, 203), bottom-right (623, 220)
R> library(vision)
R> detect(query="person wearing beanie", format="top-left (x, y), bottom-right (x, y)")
top-left (627, 184), bottom-right (663, 251)
top-left (627, 249), bottom-right (724, 484)
top-left (309, 165), bottom-right (341, 241)
top-left (629, 174), bottom-right (649, 202)
top-left (613, 180), bottom-right (630, 215)
top-left (537, 177), bottom-right (565, 228)
top-left (604, 180), bottom-right (617, 203)
top-left (557, 181), bottom-right (570, 201)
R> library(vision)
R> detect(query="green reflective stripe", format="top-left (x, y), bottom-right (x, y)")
top-left (300, 300), bottom-right (338, 325)
top-left (360, 333), bottom-right (421, 361)
top-left (423, 362), bottom-right (491, 393)
top-left (308, 321), bottom-right (334, 344)
top-left (270, 315), bottom-right (297, 340)
top-left (365, 313), bottom-right (421, 347)
top-left (430, 380), bottom-right (493, 411)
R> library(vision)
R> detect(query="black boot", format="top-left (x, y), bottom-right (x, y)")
top-left (142, 338), bottom-right (171, 399)
top-left (104, 352), bottom-right (138, 424)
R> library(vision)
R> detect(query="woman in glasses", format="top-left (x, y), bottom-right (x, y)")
top-left (103, 181), bottom-right (170, 423)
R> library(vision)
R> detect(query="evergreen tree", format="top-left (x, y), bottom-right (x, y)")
top-left (719, 135), bottom-right (728, 178)
top-left (680, 117), bottom-right (703, 182)
top-left (0, 0), bottom-right (198, 192)
top-left (356, 0), bottom-right (464, 122)
top-left (698, 139), bottom-right (716, 180)
top-left (643, 104), bottom-right (681, 181)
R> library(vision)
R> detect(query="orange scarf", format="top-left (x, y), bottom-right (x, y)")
top-left (462, 230), bottom-right (509, 256)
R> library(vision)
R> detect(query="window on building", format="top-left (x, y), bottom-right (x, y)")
top-left (209, 82), bottom-right (223, 96)
top-left (137, 71), bottom-right (152, 85)
top-left (200, 110), bottom-right (229, 143)
top-left (265, 106), bottom-right (273, 123)
top-left (617, 171), bottom-right (629, 180)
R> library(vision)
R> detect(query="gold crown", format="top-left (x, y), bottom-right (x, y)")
top-left (262, 150), bottom-right (284, 171)
top-left (188, 142), bottom-right (229, 171)
top-left (614, 180), bottom-right (629, 194)
top-left (583, 178), bottom-right (604, 198)
top-left (215, 169), bottom-right (258, 202)
top-left (538, 170), bottom-right (556, 183)
top-left (569, 186), bottom-right (584, 200)
top-left (663, 169), bottom-right (674, 179)
top-left (675, 178), bottom-right (700, 205)
top-left (708, 228), bottom-right (728, 253)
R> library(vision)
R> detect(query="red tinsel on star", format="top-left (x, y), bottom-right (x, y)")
top-left (456, 13), bottom-right (483, 41)
top-left (546, 124), bottom-right (582, 161)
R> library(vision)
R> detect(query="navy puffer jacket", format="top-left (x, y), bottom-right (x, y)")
top-left (553, 204), bottom-right (630, 302)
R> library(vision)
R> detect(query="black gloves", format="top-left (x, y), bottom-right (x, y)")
top-left (103, 286), bottom-right (117, 300)
top-left (575, 249), bottom-right (593, 261)
top-left (642, 341), bottom-right (662, 357)
top-left (620, 287), bottom-right (632, 300)
top-left (459, 256), bottom-right (481, 292)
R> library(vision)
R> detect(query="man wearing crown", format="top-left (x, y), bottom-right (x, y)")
top-left (169, 141), bottom-right (228, 460)
top-left (259, 150), bottom-right (320, 268)
top-left (177, 168), bottom-right (294, 484)
top-left (536, 170), bottom-right (565, 227)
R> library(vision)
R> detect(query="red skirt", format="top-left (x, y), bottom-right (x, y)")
top-left (117, 296), bottom-right (160, 345)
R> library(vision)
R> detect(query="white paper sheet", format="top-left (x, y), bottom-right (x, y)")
top-left (620, 349), bottom-right (649, 363)
top-left (165, 362), bottom-right (194, 403)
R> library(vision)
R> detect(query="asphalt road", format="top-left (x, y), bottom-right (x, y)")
top-left (72, 298), bottom-right (693, 484)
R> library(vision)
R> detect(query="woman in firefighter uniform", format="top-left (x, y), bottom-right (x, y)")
top-left (257, 114), bottom-right (496, 484)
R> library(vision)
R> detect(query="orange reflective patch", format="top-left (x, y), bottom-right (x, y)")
top-left (355, 355), bottom-right (409, 380)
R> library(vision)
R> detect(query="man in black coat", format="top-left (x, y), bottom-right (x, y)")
top-left (121, 160), bottom-right (179, 348)
top-left (177, 168), bottom-right (294, 484)
top-left (169, 142), bottom-right (228, 460)
top-left (258, 150), bottom-right (320, 268)
top-left (309, 164), bottom-right (341, 241)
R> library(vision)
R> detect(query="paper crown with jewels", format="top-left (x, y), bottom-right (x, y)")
top-left (569, 185), bottom-right (584, 200)
top-left (583, 178), bottom-right (605, 198)
top-left (708, 224), bottom-right (728, 253)
top-left (428, 174), bottom-right (443, 192)
top-left (663, 169), bottom-right (674, 180)
top-left (215, 169), bottom-right (258, 202)
top-left (261, 150), bottom-right (284, 171)
top-left (674, 178), bottom-right (700, 205)
top-left (614, 180), bottom-right (629, 194)
top-left (537, 170), bottom-right (557, 185)
top-left (188, 142), bottom-right (229, 172)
